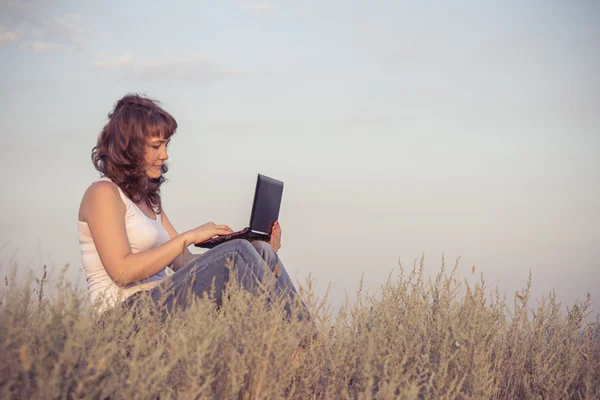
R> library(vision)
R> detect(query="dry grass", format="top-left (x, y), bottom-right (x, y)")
top-left (1, 256), bottom-right (599, 399)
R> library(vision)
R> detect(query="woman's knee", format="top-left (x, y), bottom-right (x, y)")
top-left (211, 238), bottom-right (254, 256)
top-left (249, 241), bottom-right (284, 279)
top-left (218, 239), bottom-right (261, 268)
top-left (228, 239), bottom-right (256, 255)
top-left (219, 239), bottom-right (273, 255)
top-left (217, 239), bottom-right (277, 274)
top-left (250, 240), bottom-right (276, 257)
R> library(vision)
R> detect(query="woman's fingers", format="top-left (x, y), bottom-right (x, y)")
top-left (215, 228), bottom-right (233, 236)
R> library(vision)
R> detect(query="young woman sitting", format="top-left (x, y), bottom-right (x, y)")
top-left (77, 94), bottom-right (309, 324)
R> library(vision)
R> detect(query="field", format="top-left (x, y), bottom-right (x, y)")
top-left (1, 257), bottom-right (599, 399)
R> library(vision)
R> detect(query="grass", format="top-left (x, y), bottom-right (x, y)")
top-left (1, 256), bottom-right (599, 399)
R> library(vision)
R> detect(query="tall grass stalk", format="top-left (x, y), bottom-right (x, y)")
top-left (1, 257), bottom-right (599, 399)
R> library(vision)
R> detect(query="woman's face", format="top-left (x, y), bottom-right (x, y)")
top-left (144, 136), bottom-right (169, 179)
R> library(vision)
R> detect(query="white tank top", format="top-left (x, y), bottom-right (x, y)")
top-left (78, 177), bottom-right (171, 313)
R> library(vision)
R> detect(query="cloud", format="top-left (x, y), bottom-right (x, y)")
top-left (93, 53), bottom-right (240, 84)
top-left (19, 40), bottom-right (60, 52)
top-left (93, 53), bottom-right (133, 70)
top-left (0, 0), bottom-right (88, 51)
top-left (0, 29), bottom-right (16, 43)
top-left (136, 57), bottom-right (238, 83)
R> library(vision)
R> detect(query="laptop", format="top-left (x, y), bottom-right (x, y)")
top-left (194, 174), bottom-right (284, 249)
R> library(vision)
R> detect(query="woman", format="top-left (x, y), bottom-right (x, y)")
top-left (77, 93), bottom-right (307, 322)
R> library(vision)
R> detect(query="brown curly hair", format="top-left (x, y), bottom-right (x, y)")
top-left (92, 94), bottom-right (177, 214)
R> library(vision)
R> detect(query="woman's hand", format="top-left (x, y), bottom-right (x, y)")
top-left (185, 222), bottom-right (233, 245)
top-left (269, 221), bottom-right (282, 252)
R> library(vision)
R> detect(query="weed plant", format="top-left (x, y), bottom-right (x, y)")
top-left (1, 256), bottom-right (599, 399)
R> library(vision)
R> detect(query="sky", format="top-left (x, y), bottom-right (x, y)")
top-left (1, 0), bottom-right (599, 314)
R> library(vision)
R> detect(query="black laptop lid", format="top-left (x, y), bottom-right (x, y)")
top-left (249, 174), bottom-right (284, 234)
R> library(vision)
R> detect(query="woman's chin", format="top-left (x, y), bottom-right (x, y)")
top-left (146, 171), bottom-right (162, 179)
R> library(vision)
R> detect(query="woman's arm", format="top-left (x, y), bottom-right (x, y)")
top-left (82, 181), bottom-right (231, 286)
top-left (160, 210), bottom-right (197, 271)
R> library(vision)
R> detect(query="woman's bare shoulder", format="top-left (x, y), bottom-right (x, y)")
top-left (84, 180), bottom-right (122, 201)
top-left (79, 180), bottom-right (123, 222)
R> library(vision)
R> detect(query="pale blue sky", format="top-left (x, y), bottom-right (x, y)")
top-left (1, 1), bottom-right (599, 312)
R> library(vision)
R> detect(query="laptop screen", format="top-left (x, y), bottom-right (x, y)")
top-left (249, 174), bottom-right (284, 234)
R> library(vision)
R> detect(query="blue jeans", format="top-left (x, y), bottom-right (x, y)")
top-left (128, 239), bottom-right (309, 322)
